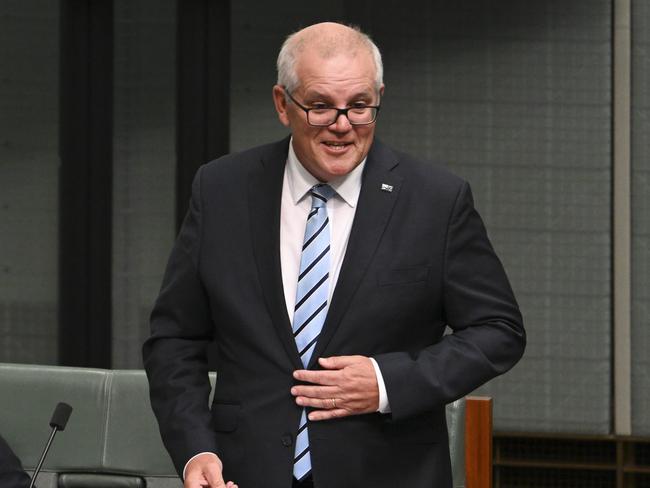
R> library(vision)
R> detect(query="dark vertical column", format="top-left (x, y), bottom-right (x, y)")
top-left (176, 0), bottom-right (230, 229)
top-left (59, 0), bottom-right (113, 367)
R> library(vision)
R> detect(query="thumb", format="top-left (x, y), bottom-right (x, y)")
top-left (203, 464), bottom-right (227, 488)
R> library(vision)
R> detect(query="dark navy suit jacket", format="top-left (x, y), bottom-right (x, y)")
top-left (143, 137), bottom-right (525, 488)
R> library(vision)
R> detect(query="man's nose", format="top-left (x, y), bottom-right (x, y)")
top-left (328, 112), bottom-right (353, 132)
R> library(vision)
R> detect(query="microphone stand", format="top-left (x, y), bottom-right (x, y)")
top-left (28, 426), bottom-right (60, 488)
top-left (29, 402), bottom-right (73, 488)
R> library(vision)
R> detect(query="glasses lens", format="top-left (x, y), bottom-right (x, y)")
top-left (308, 107), bottom-right (377, 126)
top-left (308, 108), bottom-right (338, 126)
top-left (347, 108), bottom-right (376, 124)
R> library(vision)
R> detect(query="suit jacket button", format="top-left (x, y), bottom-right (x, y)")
top-left (281, 434), bottom-right (293, 447)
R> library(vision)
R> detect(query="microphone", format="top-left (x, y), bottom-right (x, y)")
top-left (28, 402), bottom-right (73, 488)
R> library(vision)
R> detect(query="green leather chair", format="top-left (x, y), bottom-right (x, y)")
top-left (0, 363), bottom-right (469, 488)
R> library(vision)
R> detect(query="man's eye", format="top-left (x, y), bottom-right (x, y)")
top-left (310, 104), bottom-right (332, 114)
top-left (350, 103), bottom-right (370, 111)
top-left (350, 104), bottom-right (370, 114)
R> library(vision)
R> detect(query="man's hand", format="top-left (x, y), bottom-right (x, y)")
top-left (291, 355), bottom-right (379, 421)
top-left (184, 453), bottom-right (238, 488)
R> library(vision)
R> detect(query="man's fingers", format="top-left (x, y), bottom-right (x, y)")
top-left (308, 408), bottom-right (350, 421)
top-left (292, 355), bottom-right (379, 417)
top-left (291, 384), bottom-right (338, 398)
top-left (184, 475), bottom-right (207, 488)
top-left (293, 368), bottom-right (340, 385)
top-left (203, 470), bottom-right (238, 488)
top-left (204, 467), bottom-right (227, 488)
top-left (185, 471), bottom-right (212, 487)
top-left (293, 356), bottom-right (369, 385)
top-left (185, 474), bottom-right (215, 488)
top-left (318, 355), bottom-right (360, 369)
top-left (295, 395), bottom-right (341, 409)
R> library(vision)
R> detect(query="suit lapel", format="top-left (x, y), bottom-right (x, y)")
top-left (310, 140), bottom-right (402, 367)
top-left (249, 137), bottom-right (304, 370)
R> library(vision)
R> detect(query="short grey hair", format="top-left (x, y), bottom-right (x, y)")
top-left (276, 24), bottom-right (383, 94)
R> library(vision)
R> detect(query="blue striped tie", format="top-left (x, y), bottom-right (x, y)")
top-left (292, 183), bottom-right (336, 481)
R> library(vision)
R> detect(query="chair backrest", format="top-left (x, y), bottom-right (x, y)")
top-left (0, 363), bottom-right (489, 488)
top-left (446, 397), bottom-right (467, 487)
top-left (0, 363), bottom-right (182, 488)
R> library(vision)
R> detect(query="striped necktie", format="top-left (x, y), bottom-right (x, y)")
top-left (292, 183), bottom-right (336, 481)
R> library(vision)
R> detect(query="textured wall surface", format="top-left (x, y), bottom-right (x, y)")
top-left (631, 0), bottom-right (650, 436)
top-left (0, 1), bottom-right (59, 364)
top-left (372, 1), bottom-right (612, 435)
top-left (112, 0), bottom-right (176, 368)
top-left (0, 1), bottom-right (624, 435)
top-left (230, 1), bottom-right (351, 150)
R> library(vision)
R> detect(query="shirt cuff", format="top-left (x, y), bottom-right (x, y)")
top-left (369, 357), bottom-right (391, 414)
top-left (183, 452), bottom-right (219, 481)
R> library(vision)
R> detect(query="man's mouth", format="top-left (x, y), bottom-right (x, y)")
top-left (322, 141), bottom-right (351, 151)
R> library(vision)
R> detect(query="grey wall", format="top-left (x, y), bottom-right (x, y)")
top-left (1, 0), bottom-right (645, 436)
top-left (112, 0), bottom-right (177, 368)
top-left (631, 0), bottom-right (650, 436)
top-left (372, 1), bottom-right (612, 435)
top-left (230, 1), bottom-right (350, 149)
top-left (0, 1), bottom-right (59, 364)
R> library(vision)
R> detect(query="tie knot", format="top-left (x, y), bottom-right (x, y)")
top-left (310, 184), bottom-right (336, 208)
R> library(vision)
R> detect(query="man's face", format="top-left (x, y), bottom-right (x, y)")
top-left (273, 49), bottom-right (384, 182)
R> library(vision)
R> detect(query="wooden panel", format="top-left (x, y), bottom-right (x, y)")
top-left (466, 396), bottom-right (493, 488)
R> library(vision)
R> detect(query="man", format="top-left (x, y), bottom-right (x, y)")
top-left (143, 22), bottom-right (525, 488)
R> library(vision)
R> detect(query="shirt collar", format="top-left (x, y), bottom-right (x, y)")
top-left (286, 137), bottom-right (365, 208)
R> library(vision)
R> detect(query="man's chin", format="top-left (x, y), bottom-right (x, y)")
top-left (320, 161), bottom-right (361, 180)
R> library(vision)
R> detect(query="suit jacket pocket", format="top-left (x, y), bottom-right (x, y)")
top-left (378, 266), bottom-right (430, 286)
top-left (211, 402), bottom-right (241, 432)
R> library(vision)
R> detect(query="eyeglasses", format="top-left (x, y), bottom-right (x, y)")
top-left (284, 89), bottom-right (381, 127)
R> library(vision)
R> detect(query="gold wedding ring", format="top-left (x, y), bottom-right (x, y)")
top-left (331, 398), bottom-right (337, 409)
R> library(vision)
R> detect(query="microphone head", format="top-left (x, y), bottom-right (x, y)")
top-left (49, 402), bottom-right (73, 431)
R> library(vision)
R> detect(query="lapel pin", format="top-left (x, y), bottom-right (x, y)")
top-left (381, 183), bottom-right (393, 192)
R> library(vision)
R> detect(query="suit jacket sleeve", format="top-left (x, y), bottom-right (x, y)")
top-left (142, 165), bottom-right (217, 476)
top-left (0, 435), bottom-right (31, 488)
top-left (374, 181), bottom-right (526, 421)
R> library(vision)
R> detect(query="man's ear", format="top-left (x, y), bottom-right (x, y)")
top-left (272, 85), bottom-right (291, 127)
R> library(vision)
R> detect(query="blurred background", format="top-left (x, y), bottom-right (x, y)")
top-left (0, 0), bottom-right (648, 486)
